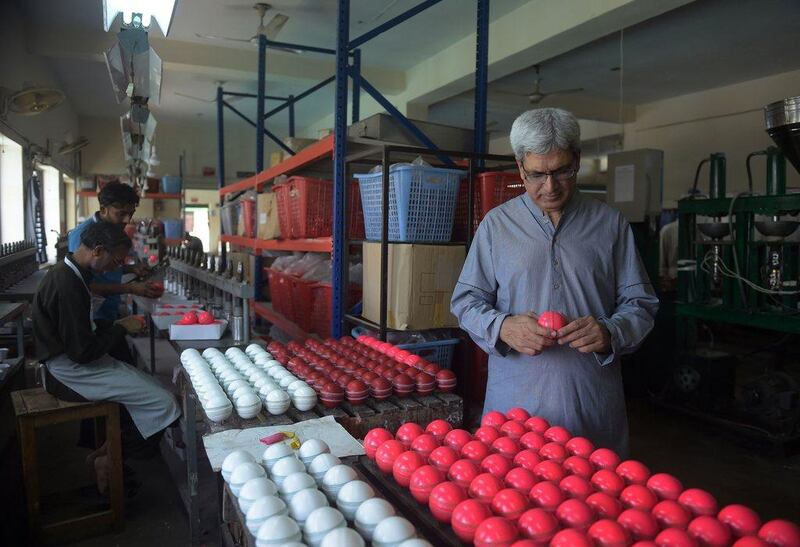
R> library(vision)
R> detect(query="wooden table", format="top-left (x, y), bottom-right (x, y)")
top-left (0, 302), bottom-right (26, 357)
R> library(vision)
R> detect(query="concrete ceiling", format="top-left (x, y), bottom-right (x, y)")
top-left (18, 0), bottom-right (529, 128)
top-left (429, 0), bottom-right (800, 131)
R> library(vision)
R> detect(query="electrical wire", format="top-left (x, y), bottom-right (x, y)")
top-left (700, 249), bottom-right (800, 296)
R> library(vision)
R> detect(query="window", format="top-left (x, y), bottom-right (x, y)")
top-left (63, 175), bottom-right (76, 231)
top-left (0, 133), bottom-right (24, 244)
top-left (40, 164), bottom-right (62, 263)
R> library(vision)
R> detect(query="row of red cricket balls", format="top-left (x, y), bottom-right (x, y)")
top-left (264, 335), bottom-right (456, 406)
top-left (362, 410), bottom-right (799, 547)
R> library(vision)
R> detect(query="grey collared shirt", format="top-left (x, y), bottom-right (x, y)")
top-left (451, 191), bottom-right (658, 456)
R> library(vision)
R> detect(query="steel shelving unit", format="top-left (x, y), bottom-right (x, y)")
top-left (216, 0), bottom-right (493, 340)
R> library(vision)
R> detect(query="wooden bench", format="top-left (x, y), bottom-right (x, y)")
top-left (12, 388), bottom-right (124, 544)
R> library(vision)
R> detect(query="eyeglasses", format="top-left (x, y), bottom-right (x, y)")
top-left (520, 164), bottom-right (578, 185)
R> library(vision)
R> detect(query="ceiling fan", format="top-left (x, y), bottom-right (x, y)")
top-left (195, 3), bottom-right (300, 54)
top-left (174, 81), bottom-right (245, 103)
top-left (521, 65), bottom-right (584, 104)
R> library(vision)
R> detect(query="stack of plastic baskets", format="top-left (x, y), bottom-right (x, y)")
top-left (355, 164), bottom-right (465, 242)
top-left (266, 268), bottom-right (295, 320)
top-left (452, 171), bottom-right (525, 240)
top-left (273, 177), bottom-right (365, 240)
top-left (312, 283), bottom-right (363, 338)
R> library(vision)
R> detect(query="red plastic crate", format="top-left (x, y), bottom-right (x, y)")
top-left (266, 268), bottom-right (296, 321)
top-left (310, 283), bottom-right (362, 338)
top-left (273, 184), bottom-right (292, 239)
top-left (291, 277), bottom-right (317, 332)
top-left (278, 177), bottom-right (365, 240)
top-left (452, 172), bottom-right (526, 240)
top-left (287, 176), bottom-right (333, 239)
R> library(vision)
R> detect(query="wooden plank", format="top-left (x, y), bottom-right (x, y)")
top-left (105, 403), bottom-right (124, 532)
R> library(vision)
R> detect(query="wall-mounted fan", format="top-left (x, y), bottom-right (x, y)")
top-left (520, 66), bottom-right (584, 104)
top-left (195, 3), bottom-right (299, 54)
top-left (2, 84), bottom-right (65, 117)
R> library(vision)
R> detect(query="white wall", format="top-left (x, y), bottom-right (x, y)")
top-left (624, 69), bottom-right (800, 203)
top-left (0, 1), bottom-right (80, 174)
top-left (80, 116), bottom-right (278, 186)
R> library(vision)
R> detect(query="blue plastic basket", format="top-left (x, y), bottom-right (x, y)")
top-left (351, 327), bottom-right (460, 370)
top-left (355, 164), bottom-right (465, 242)
top-left (163, 219), bottom-right (184, 239)
top-left (161, 176), bottom-right (182, 194)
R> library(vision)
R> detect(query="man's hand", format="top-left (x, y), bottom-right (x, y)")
top-left (128, 282), bottom-right (161, 298)
top-left (557, 316), bottom-right (612, 354)
top-left (499, 313), bottom-right (557, 356)
top-left (128, 262), bottom-right (151, 278)
top-left (116, 316), bottom-right (145, 335)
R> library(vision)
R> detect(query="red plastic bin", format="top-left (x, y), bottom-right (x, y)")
top-left (310, 283), bottom-right (362, 338)
top-left (273, 184), bottom-right (292, 239)
top-left (452, 172), bottom-right (525, 240)
top-left (266, 268), bottom-right (296, 321)
top-left (274, 177), bottom-right (365, 240)
top-left (290, 277), bottom-right (317, 332)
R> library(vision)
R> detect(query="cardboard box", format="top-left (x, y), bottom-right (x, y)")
top-left (256, 192), bottom-right (281, 240)
top-left (363, 243), bottom-right (465, 330)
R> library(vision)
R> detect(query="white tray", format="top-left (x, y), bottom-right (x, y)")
top-left (169, 320), bottom-right (228, 340)
top-left (151, 312), bottom-right (184, 331)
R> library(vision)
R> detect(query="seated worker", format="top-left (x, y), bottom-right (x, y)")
top-left (68, 182), bottom-right (161, 326)
top-left (183, 231), bottom-right (204, 255)
top-left (33, 221), bottom-right (181, 493)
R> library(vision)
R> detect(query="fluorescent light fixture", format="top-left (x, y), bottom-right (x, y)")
top-left (103, 0), bottom-right (177, 36)
top-left (104, 28), bottom-right (162, 104)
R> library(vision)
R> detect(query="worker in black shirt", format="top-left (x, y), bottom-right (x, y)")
top-left (33, 221), bottom-right (181, 494)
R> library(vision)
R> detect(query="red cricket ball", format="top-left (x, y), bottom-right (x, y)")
top-left (587, 492), bottom-right (624, 520)
top-left (428, 446), bottom-right (459, 474)
top-left (197, 311), bottom-right (215, 325)
top-left (461, 440), bottom-right (491, 464)
top-left (444, 429), bottom-right (473, 453)
top-left (473, 517), bottom-right (520, 547)
top-left (469, 472), bottom-right (506, 505)
top-left (544, 426), bottom-right (572, 445)
top-left (618, 509), bottom-right (660, 541)
top-left (529, 480), bottom-right (565, 511)
top-left (480, 453), bottom-right (513, 480)
top-left (520, 431), bottom-right (546, 452)
top-left (524, 416), bottom-right (550, 434)
top-left (474, 425), bottom-right (502, 445)
top-left (655, 528), bottom-right (697, 547)
top-left (504, 467), bottom-right (538, 493)
top-left (177, 311), bottom-right (198, 325)
top-left (550, 529), bottom-right (593, 547)
top-left (518, 508), bottom-right (560, 543)
top-left (533, 460), bottom-right (566, 483)
top-left (492, 436), bottom-right (521, 460)
top-left (506, 407), bottom-right (531, 423)
top-left (481, 410), bottom-right (508, 429)
top-left (428, 481), bottom-right (467, 523)
top-left (591, 469), bottom-right (626, 498)
top-left (718, 504), bottom-right (762, 538)
top-left (364, 428), bottom-right (393, 460)
top-left (375, 439), bottom-right (405, 474)
top-left (538, 311), bottom-right (567, 331)
top-left (500, 420), bottom-right (527, 440)
top-left (616, 460), bottom-right (651, 486)
top-left (678, 488), bottom-right (719, 517)
top-left (652, 500), bottom-right (692, 530)
top-left (539, 442), bottom-right (568, 463)
top-left (395, 422), bottom-right (425, 449)
top-left (492, 488), bottom-right (530, 521)
top-left (620, 484), bottom-right (659, 512)
top-left (565, 437), bottom-right (596, 459)
top-left (563, 456), bottom-right (595, 480)
top-left (588, 519), bottom-right (631, 547)
top-left (425, 419), bottom-right (452, 442)
top-left (590, 448), bottom-right (621, 471)
top-left (513, 449), bottom-right (543, 472)
top-left (556, 498), bottom-right (596, 531)
top-left (688, 516), bottom-right (733, 547)
top-left (392, 450), bottom-right (426, 487)
top-left (758, 520), bottom-right (800, 547)
top-left (559, 474), bottom-right (595, 501)
top-left (409, 464), bottom-right (444, 504)
top-left (647, 473), bottom-right (684, 501)
top-left (447, 459), bottom-right (481, 489)
top-left (451, 499), bottom-right (493, 543)
top-left (410, 433), bottom-right (440, 460)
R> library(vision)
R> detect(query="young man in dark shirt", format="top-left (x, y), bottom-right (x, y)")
top-left (33, 221), bottom-right (181, 493)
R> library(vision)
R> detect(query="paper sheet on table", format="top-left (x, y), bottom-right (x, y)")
top-left (202, 415), bottom-right (365, 471)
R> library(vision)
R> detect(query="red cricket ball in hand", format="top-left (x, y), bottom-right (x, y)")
top-left (538, 311), bottom-right (567, 331)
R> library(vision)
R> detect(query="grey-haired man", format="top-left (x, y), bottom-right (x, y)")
top-left (451, 108), bottom-right (658, 456)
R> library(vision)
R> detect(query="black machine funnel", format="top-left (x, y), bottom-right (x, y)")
top-left (765, 96), bottom-right (800, 174)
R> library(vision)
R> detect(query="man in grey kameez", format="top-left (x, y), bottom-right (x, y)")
top-left (451, 108), bottom-right (658, 456)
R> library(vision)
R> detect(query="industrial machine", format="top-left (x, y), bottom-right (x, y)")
top-left (0, 241), bottom-right (38, 292)
top-left (669, 96), bottom-right (800, 447)
top-left (163, 246), bottom-right (254, 343)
